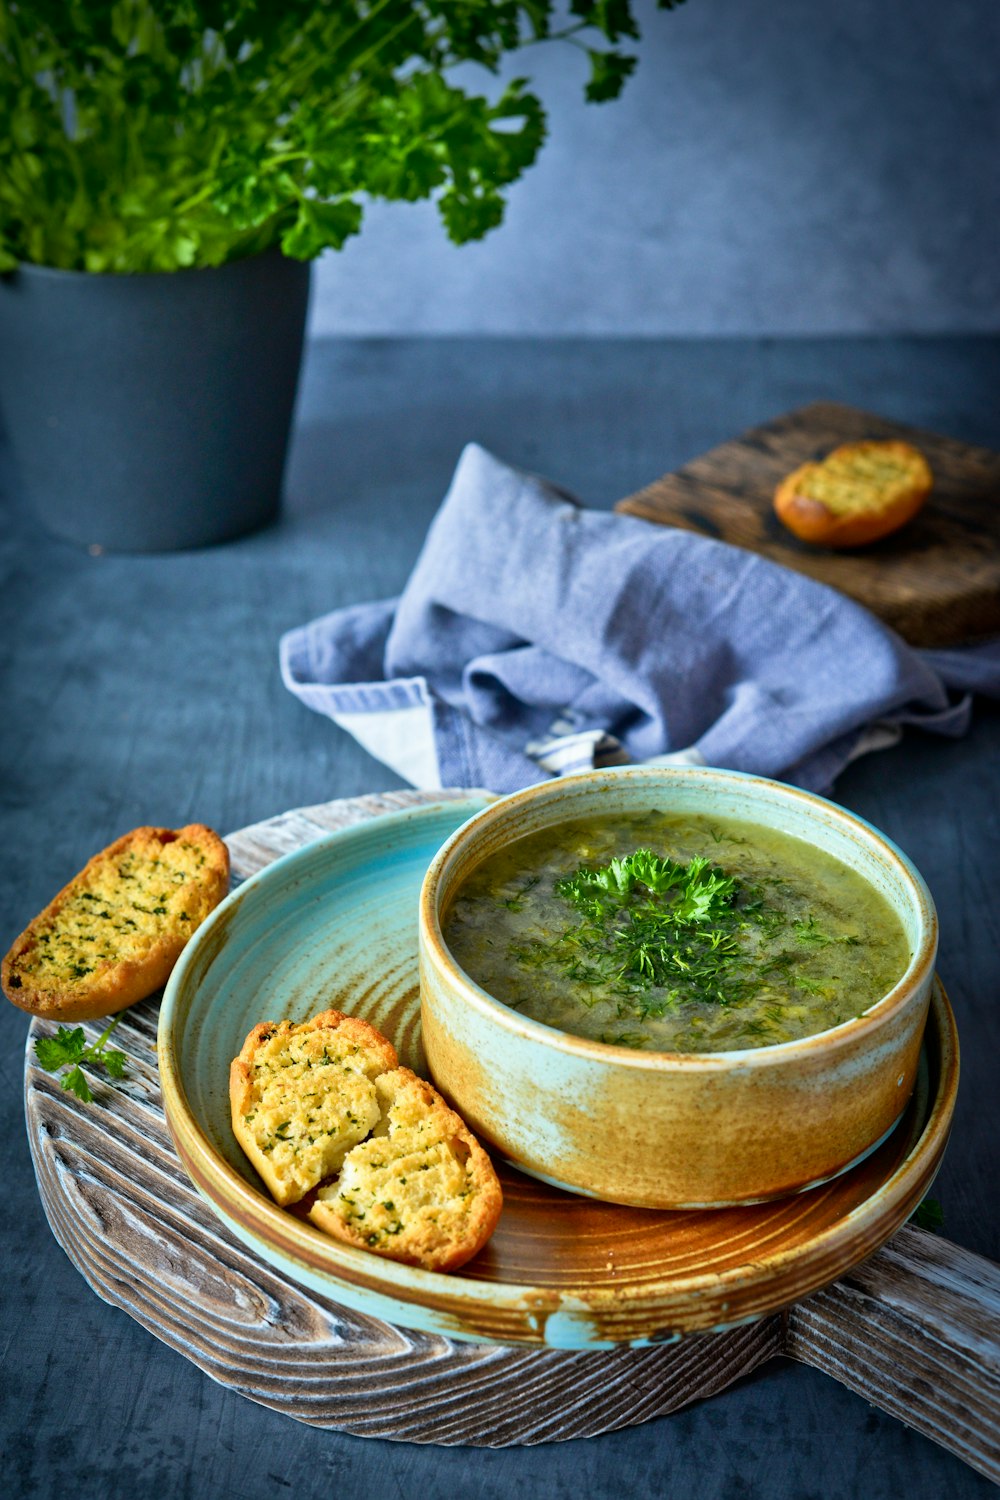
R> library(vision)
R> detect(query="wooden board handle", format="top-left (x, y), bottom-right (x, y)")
top-left (786, 1224), bottom-right (1000, 1483)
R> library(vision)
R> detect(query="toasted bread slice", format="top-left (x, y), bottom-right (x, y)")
top-left (229, 1009), bottom-right (398, 1207)
top-left (2, 825), bottom-right (229, 1021)
top-left (774, 439), bottom-right (932, 548)
top-left (309, 1066), bottom-right (503, 1272)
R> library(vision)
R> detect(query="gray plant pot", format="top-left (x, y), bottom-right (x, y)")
top-left (0, 247), bottom-right (310, 552)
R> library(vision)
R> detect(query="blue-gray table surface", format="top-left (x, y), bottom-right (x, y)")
top-left (1, 336), bottom-right (998, 1500)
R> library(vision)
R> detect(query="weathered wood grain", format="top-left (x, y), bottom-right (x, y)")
top-left (23, 792), bottom-right (1000, 1465)
top-left (788, 1228), bottom-right (1000, 1483)
top-left (615, 401), bottom-right (1000, 647)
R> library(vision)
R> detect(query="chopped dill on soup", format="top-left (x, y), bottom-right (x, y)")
top-left (442, 812), bottom-right (910, 1053)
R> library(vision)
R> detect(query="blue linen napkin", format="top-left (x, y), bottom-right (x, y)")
top-left (280, 444), bottom-right (999, 795)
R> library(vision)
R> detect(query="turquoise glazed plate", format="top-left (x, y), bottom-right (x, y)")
top-left (159, 798), bottom-right (958, 1348)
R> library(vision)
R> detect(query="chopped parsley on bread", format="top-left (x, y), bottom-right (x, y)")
top-left (773, 439), bottom-right (932, 548)
top-left (230, 1010), bottom-right (502, 1271)
top-left (310, 1067), bottom-right (502, 1272)
top-left (229, 1010), bottom-right (398, 1207)
top-left (2, 825), bottom-right (229, 1021)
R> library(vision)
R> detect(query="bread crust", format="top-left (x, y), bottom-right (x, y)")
top-left (2, 824), bottom-right (229, 1021)
top-left (229, 1009), bottom-right (398, 1208)
top-left (774, 440), bottom-right (932, 549)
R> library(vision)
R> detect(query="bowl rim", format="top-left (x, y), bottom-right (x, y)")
top-left (420, 764), bottom-right (939, 1070)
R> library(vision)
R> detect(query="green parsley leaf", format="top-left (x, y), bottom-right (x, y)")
top-left (585, 49), bottom-right (637, 103)
top-left (0, 2), bottom-right (678, 272)
top-left (793, 916), bottom-right (831, 946)
top-left (60, 1066), bottom-right (93, 1103)
top-left (34, 1026), bottom-right (86, 1072)
top-left (544, 848), bottom-right (752, 1010)
top-left (33, 1014), bottom-right (127, 1102)
top-left (282, 198), bottom-right (364, 260)
top-left (101, 1048), bottom-right (128, 1080)
top-left (910, 1196), bottom-right (945, 1233)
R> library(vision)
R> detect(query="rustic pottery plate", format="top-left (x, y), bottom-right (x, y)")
top-left (158, 798), bottom-right (958, 1348)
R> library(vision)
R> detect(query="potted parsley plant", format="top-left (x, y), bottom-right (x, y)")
top-left (0, 0), bottom-right (683, 551)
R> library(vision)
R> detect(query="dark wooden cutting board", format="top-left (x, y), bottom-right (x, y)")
top-left (615, 401), bottom-right (1000, 648)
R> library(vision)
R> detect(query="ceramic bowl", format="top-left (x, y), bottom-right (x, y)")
top-left (419, 766), bottom-right (938, 1209)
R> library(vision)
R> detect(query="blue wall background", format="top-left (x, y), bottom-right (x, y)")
top-left (312, 0), bottom-right (998, 336)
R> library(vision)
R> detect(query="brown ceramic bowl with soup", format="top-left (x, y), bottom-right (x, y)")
top-left (418, 766), bottom-right (938, 1208)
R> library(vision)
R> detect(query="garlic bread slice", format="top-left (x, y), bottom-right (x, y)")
top-left (229, 1009), bottom-right (397, 1207)
top-left (309, 1067), bottom-right (502, 1272)
top-left (3, 824), bottom-right (229, 1021)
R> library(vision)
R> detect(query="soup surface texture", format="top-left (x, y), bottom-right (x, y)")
top-left (442, 812), bottom-right (910, 1053)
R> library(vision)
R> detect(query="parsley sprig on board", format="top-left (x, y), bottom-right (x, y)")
top-left (34, 1016), bottom-right (127, 1102)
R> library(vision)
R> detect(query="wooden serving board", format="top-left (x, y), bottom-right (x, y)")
top-left (24, 792), bottom-right (1000, 1477)
top-left (615, 401), bottom-right (1000, 648)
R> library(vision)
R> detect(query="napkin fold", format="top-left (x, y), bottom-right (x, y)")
top-left (280, 444), bottom-right (999, 794)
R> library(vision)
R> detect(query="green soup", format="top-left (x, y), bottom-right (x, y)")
top-left (442, 811), bottom-right (911, 1054)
